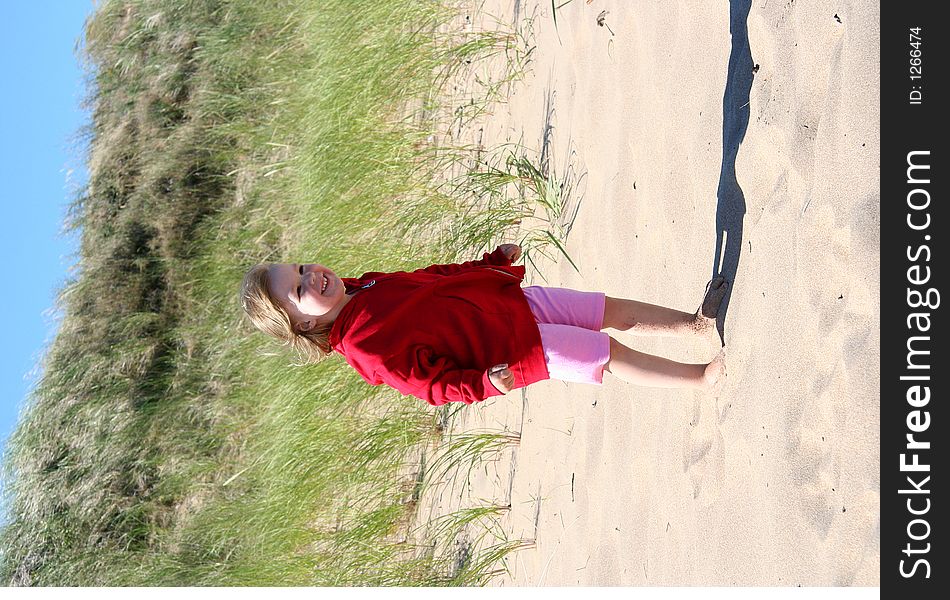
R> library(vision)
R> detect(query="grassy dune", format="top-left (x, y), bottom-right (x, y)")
top-left (0, 0), bottom-right (555, 586)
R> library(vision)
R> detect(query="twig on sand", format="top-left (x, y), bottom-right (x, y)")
top-left (801, 196), bottom-right (813, 215)
top-left (596, 11), bottom-right (615, 36)
top-left (551, 0), bottom-right (564, 45)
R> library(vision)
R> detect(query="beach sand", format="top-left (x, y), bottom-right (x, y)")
top-left (417, 0), bottom-right (879, 586)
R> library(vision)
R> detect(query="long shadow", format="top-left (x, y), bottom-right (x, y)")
top-left (712, 0), bottom-right (754, 344)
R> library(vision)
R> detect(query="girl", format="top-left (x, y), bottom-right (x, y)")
top-left (240, 244), bottom-right (727, 406)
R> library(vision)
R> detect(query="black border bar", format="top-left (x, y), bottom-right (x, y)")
top-left (882, 1), bottom-right (945, 596)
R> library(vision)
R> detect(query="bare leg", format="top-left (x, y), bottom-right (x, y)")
top-left (603, 337), bottom-right (725, 391)
top-left (602, 277), bottom-right (728, 337)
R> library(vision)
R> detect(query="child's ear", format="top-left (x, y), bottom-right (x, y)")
top-left (296, 319), bottom-right (315, 334)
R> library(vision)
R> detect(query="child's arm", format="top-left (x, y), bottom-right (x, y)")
top-left (413, 244), bottom-right (520, 276)
top-left (377, 346), bottom-right (504, 406)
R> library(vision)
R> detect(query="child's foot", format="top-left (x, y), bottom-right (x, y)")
top-left (702, 350), bottom-right (727, 393)
top-left (691, 276), bottom-right (728, 334)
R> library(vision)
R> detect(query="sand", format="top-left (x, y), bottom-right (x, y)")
top-left (418, 0), bottom-right (880, 586)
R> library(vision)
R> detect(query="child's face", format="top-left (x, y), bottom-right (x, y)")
top-left (267, 263), bottom-right (347, 332)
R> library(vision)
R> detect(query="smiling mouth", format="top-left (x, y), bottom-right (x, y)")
top-left (321, 274), bottom-right (328, 294)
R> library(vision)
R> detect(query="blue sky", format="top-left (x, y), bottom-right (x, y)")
top-left (0, 3), bottom-right (95, 476)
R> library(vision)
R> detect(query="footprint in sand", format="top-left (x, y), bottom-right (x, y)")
top-left (825, 489), bottom-right (880, 585)
top-left (787, 370), bottom-right (879, 584)
top-left (786, 371), bottom-right (840, 532)
top-left (682, 396), bottom-right (725, 501)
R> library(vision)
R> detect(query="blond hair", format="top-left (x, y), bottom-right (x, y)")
top-left (240, 264), bottom-right (334, 364)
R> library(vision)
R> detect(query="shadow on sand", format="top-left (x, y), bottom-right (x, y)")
top-left (711, 0), bottom-right (754, 344)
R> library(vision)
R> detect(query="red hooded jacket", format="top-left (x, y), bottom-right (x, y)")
top-left (328, 248), bottom-right (550, 406)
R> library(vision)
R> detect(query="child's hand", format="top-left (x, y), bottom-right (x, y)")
top-left (488, 363), bottom-right (515, 394)
top-left (498, 244), bottom-right (522, 263)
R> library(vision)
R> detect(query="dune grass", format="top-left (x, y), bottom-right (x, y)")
top-left (0, 0), bottom-right (570, 586)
